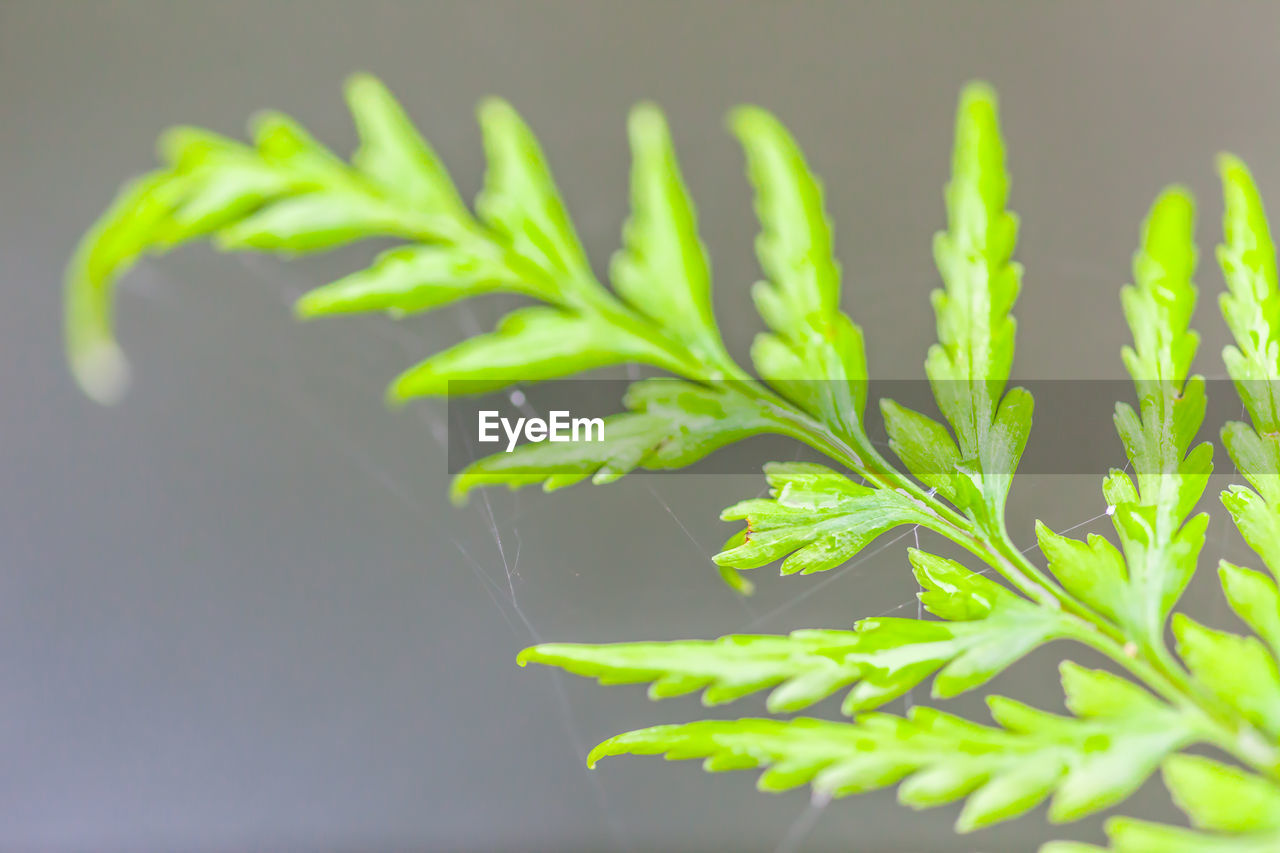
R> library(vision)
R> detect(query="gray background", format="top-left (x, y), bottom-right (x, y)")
top-left (1, 2), bottom-right (1275, 850)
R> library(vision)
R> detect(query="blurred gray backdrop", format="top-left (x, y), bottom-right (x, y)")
top-left (3, 2), bottom-right (1278, 850)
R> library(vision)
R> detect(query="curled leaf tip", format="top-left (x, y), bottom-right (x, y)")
top-left (71, 340), bottom-right (131, 406)
top-left (585, 742), bottom-right (611, 770)
top-left (447, 479), bottom-right (473, 507)
top-left (383, 385), bottom-right (410, 408)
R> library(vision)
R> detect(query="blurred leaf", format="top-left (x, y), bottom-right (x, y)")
top-left (388, 306), bottom-right (669, 400)
top-left (1218, 154), bottom-right (1280, 436)
top-left (1051, 757), bottom-right (1280, 852)
top-left (475, 98), bottom-right (596, 294)
top-left (611, 104), bottom-right (732, 372)
top-left (1173, 613), bottom-right (1280, 738)
top-left (1164, 754), bottom-right (1280, 833)
top-left (1218, 561), bottom-right (1280, 657)
top-left (344, 72), bottom-right (469, 221)
top-left (295, 244), bottom-right (524, 318)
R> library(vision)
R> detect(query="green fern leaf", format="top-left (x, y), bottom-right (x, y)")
top-left (386, 307), bottom-right (667, 400)
top-left (1043, 188), bottom-right (1208, 651)
top-left (1082, 820), bottom-right (1280, 853)
top-left (730, 107), bottom-right (870, 449)
top-left (611, 104), bottom-right (734, 375)
top-left (588, 663), bottom-right (1198, 833)
top-left (64, 169), bottom-right (189, 403)
top-left (1218, 154), bottom-right (1280, 435)
top-left (66, 76), bottom-right (729, 415)
top-left (1035, 521), bottom-right (1129, 627)
top-left (519, 630), bottom-right (862, 712)
top-left (883, 82), bottom-right (1031, 529)
top-left (1216, 157), bottom-right (1280, 587)
top-left (1164, 754), bottom-right (1280, 834)
top-left (1172, 613), bottom-right (1280, 739)
top-left (525, 547), bottom-right (1075, 713)
top-left (879, 397), bottom-right (964, 504)
top-left (713, 463), bottom-right (936, 575)
top-left (843, 549), bottom-right (1077, 710)
top-left (294, 244), bottom-right (523, 318)
top-left (1049, 755), bottom-right (1280, 852)
top-left (1219, 561), bottom-right (1280, 657)
top-left (344, 73), bottom-right (469, 221)
top-left (474, 98), bottom-right (597, 293)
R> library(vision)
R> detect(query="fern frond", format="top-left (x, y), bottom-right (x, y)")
top-left (845, 549), bottom-right (1078, 709)
top-left (1208, 158), bottom-right (1280, 757)
top-left (1219, 154), bottom-right (1280, 435)
top-left (68, 75), bottom-right (1280, 847)
top-left (882, 82), bottom-right (1030, 530)
top-left (66, 75), bottom-right (716, 410)
top-left (527, 548), bottom-right (1078, 713)
top-left (519, 630), bottom-right (862, 712)
top-left (1041, 188), bottom-right (1208, 650)
top-left (1217, 156), bottom-right (1280, 578)
top-left (589, 663), bottom-right (1199, 833)
top-left (731, 107), bottom-right (871, 451)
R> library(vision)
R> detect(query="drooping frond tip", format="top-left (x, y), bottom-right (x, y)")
top-left (64, 171), bottom-right (173, 404)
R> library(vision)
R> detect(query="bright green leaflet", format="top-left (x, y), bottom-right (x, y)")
top-left (64, 75), bottom-right (1280, 847)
